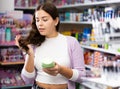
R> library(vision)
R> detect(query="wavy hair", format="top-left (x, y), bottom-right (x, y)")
top-left (19, 2), bottom-right (60, 51)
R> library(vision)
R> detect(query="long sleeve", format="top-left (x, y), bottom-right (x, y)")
top-left (21, 54), bottom-right (36, 84)
top-left (67, 36), bottom-right (86, 89)
top-left (67, 36), bottom-right (86, 81)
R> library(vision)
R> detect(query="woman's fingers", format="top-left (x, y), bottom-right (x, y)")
top-left (15, 35), bottom-right (26, 51)
top-left (43, 68), bottom-right (58, 76)
top-left (42, 63), bottom-right (60, 76)
top-left (15, 35), bottom-right (21, 47)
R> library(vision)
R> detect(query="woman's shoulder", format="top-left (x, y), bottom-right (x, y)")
top-left (66, 35), bottom-right (76, 39)
top-left (66, 35), bottom-right (78, 43)
top-left (59, 33), bottom-right (77, 41)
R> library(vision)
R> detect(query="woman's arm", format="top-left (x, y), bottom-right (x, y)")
top-left (15, 35), bottom-right (36, 84)
top-left (23, 45), bottom-right (35, 73)
top-left (67, 36), bottom-right (86, 82)
top-left (21, 54), bottom-right (36, 84)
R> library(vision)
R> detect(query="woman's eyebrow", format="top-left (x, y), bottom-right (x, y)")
top-left (41, 16), bottom-right (49, 18)
top-left (35, 16), bottom-right (48, 19)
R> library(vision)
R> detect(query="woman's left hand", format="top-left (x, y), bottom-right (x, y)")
top-left (43, 63), bottom-right (61, 76)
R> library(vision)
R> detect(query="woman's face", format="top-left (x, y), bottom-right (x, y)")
top-left (35, 9), bottom-right (58, 38)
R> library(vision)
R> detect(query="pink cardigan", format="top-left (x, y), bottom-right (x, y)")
top-left (21, 36), bottom-right (86, 89)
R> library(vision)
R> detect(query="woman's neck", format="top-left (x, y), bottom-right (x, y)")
top-left (46, 32), bottom-right (59, 38)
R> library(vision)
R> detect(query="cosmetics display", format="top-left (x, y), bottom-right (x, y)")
top-left (1, 0), bottom-right (120, 89)
top-left (0, 68), bottom-right (25, 87)
top-left (0, 11), bottom-right (33, 89)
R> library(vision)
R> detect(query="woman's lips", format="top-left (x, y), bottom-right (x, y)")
top-left (39, 28), bottom-right (45, 32)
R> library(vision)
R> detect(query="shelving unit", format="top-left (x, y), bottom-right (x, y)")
top-left (0, 38), bottom-right (32, 87)
top-left (15, 6), bottom-right (36, 10)
top-left (0, 61), bottom-right (24, 65)
top-left (0, 44), bottom-right (32, 89)
top-left (81, 45), bottom-right (120, 55)
top-left (14, 0), bottom-right (120, 10)
top-left (56, 1), bottom-right (120, 89)
top-left (57, 0), bottom-right (120, 9)
top-left (1, 84), bottom-right (32, 89)
top-left (0, 4), bottom-right (33, 88)
top-left (14, 0), bottom-right (120, 89)
top-left (60, 21), bottom-right (92, 25)
top-left (81, 76), bottom-right (120, 89)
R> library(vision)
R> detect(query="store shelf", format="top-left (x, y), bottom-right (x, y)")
top-left (81, 40), bottom-right (120, 45)
top-left (1, 84), bottom-right (32, 89)
top-left (14, 0), bottom-right (120, 10)
top-left (57, 0), bottom-right (120, 9)
top-left (81, 82), bottom-right (100, 89)
top-left (81, 45), bottom-right (120, 55)
top-left (15, 6), bottom-right (36, 10)
top-left (81, 77), bottom-right (120, 88)
top-left (0, 61), bottom-right (24, 65)
top-left (85, 64), bottom-right (94, 69)
top-left (0, 41), bottom-right (16, 47)
top-left (60, 21), bottom-right (92, 24)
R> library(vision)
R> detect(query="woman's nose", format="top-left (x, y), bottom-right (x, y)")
top-left (38, 20), bottom-right (43, 26)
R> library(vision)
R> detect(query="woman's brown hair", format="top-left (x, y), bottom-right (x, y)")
top-left (18, 2), bottom-right (60, 52)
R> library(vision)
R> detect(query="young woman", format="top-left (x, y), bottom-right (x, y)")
top-left (15, 2), bottom-right (86, 89)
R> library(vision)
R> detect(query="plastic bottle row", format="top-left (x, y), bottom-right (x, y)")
top-left (0, 47), bottom-right (24, 62)
top-left (0, 68), bottom-right (25, 87)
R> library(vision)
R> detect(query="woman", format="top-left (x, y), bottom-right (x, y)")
top-left (15, 2), bottom-right (86, 89)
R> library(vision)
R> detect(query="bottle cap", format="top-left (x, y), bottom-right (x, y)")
top-left (42, 58), bottom-right (55, 68)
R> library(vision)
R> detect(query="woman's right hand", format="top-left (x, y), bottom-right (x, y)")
top-left (15, 35), bottom-right (21, 48)
top-left (15, 35), bottom-right (34, 56)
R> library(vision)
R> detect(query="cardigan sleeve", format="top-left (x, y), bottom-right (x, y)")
top-left (67, 36), bottom-right (86, 83)
top-left (21, 54), bottom-right (36, 84)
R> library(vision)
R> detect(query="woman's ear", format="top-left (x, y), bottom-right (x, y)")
top-left (55, 17), bottom-right (59, 26)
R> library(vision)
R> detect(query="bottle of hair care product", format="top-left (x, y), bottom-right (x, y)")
top-left (5, 28), bottom-right (11, 42)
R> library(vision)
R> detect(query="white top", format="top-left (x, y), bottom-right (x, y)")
top-left (22, 33), bottom-right (80, 84)
top-left (34, 33), bottom-right (71, 84)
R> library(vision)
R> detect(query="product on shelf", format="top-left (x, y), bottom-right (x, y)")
top-left (0, 68), bottom-right (25, 87)
top-left (0, 12), bottom-right (32, 45)
top-left (0, 47), bottom-right (25, 63)
top-left (14, 0), bottom-right (39, 7)
top-left (0, 11), bottom-right (33, 88)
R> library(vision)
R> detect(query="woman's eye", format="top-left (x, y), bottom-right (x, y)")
top-left (36, 20), bottom-right (39, 22)
top-left (43, 19), bottom-right (48, 22)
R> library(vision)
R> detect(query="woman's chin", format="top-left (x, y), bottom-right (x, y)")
top-left (40, 32), bottom-right (46, 36)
